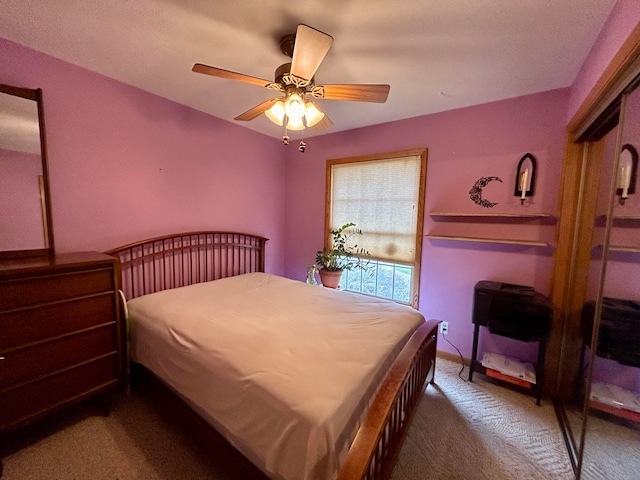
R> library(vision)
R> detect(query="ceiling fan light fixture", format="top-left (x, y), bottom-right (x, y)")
top-left (304, 100), bottom-right (324, 127)
top-left (286, 116), bottom-right (305, 130)
top-left (193, 24), bottom-right (391, 138)
top-left (285, 92), bottom-right (306, 118)
top-left (265, 100), bottom-right (285, 126)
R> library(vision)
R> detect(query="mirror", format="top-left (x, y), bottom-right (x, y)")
top-left (580, 81), bottom-right (640, 480)
top-left (554, 75), bottom-right (640, 479)
top-left (554, 124), bottom-right (621, 473)
top-left (549, 115), bottom-right (616, 474)
top-left (0, 83), bottom-right (54, 258)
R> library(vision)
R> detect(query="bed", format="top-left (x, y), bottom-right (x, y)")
top-left (106, 231), bottom-right (440, 480)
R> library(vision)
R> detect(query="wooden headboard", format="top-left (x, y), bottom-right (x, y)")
top-left (105, 231), bottom-right (267, 300)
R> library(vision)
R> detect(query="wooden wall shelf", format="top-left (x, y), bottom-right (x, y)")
top-left (596, 214), bottom-right (640, 221)
top-left (606, 245), bottom-right (640, 253)
top-left (592, 211), bottom-right (640, 254)
top-left (426, 211), bottom-right (556, 248)
top-left (424, 234), bottom-right (551, 247)
top-left (429, 212), bottom-right (555, 219)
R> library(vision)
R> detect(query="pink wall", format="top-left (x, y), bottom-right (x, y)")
top-left (284, 89), bottom-right (569, 362)
top-left (1, 0), bottom-right (635, 370)
top-left (567, 0), bottom-right (640, 122)
top-left (0, 38), bottom-right (286, 274)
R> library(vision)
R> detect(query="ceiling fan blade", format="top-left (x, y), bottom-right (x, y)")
top-left (290, 24), bottom-right (333, 81)
top-left (192, 63), bottom-right (272, 88)
top-left (234, 98), bottom-right (279, 121)
top-left (312, 113), bottom-right (334, 132)
top-left (322, 84), bottom-right (390, 103)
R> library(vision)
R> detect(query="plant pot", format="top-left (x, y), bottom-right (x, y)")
top-left (318, 269), bottom-right (343, 289)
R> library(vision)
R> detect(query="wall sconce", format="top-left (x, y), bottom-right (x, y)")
top-left (514, 153), bottom-right (536, 205)
top-left (617, 144), bottom-right (638, 205)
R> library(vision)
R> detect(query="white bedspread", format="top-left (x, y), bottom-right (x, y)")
top-left (127, 272), bottom-right (424, 480)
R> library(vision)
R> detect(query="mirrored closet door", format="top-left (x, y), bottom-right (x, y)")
top-left (579, 77), bottom-right (640, 480)
top-left (552, 55), bottom-right (640, 478)
top-left (555, 123), bottom-right (619, 473)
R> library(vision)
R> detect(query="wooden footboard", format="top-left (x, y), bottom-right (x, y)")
top-left (337, 319), bottom-right (441, 480)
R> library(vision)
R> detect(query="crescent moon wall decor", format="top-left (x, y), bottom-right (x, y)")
top-left (469, 176), bottom-right (503, 208)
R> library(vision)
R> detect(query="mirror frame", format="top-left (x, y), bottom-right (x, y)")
top-left (0, 83), bottom-right (55, 259)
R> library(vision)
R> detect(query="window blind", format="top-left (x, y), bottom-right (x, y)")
top-left (330, 155), bottom-right (422, 264)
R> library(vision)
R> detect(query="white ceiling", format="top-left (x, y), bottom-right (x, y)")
top-left (0, 0), bottom-right (617, 139)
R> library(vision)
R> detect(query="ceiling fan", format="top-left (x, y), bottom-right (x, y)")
top-left (192, 24), bottom-right (390, 144)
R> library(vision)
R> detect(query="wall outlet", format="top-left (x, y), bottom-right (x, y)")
top-left (440, 321), bottom-right (449, 335)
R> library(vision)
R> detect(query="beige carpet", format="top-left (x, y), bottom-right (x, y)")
top-left (564, 402), bottom-right (640, 480)
top-left (1, 358), bottom-right (575, 479)
top-left (392, 359), bottom-right (573, 480)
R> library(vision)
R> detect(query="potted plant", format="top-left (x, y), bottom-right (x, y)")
top-left (315, 222), bottom-right (370, 288)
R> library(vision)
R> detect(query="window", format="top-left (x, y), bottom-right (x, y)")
top-left (325, 149), bottom-right (427, 308)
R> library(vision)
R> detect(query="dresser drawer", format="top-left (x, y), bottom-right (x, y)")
top-left (0, 354), bottom-right (118, 433)
top-left (0, 267), bottom-right (115, 310)
top-left (0, 294), bottom-right (115, 350)
top-left (0, 325), bottom-right (117, 389)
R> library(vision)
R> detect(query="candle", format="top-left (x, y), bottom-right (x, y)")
top-left (621, 165), bottom-right (630, 200)
top-left (617, 164), bottom-right (627, 189)
top-left (520, 168), bottom-right (529, 201)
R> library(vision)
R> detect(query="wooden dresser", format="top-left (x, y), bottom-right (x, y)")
top-left (0, 252), bottom-right (124, 437)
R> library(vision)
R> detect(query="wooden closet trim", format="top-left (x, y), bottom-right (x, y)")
top-left (568, 22), bottom-right (640, 134)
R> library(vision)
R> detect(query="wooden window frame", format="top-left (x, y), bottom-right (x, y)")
top-left (324, 148), bottom-right (428, 309)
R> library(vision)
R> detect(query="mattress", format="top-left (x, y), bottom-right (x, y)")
top-left (127, 272), bottom-right (425, 480)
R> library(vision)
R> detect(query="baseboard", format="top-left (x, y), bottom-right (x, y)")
top-left (437, 349), bottom-right (469, 366)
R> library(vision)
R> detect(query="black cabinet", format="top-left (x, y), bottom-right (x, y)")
top-left (579, 298), bottom-right (640, 421)
top-left (469, 281), bottom-right (553, 405)
top-left (581, 298), bottom-right (640, 367)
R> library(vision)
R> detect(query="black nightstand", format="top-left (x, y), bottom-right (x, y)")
top-left (468, 281), bottom-right (553, 405)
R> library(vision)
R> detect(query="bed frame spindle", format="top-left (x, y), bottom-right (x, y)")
top-left (338, 319), bottom-right (440, 480)
top-left (105, 231), bottom-right (267, 300)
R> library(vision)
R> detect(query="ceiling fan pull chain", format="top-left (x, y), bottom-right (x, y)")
top-left (299, 128), bottom-right (306, 153)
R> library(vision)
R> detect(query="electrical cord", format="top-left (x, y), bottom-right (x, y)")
top-left (443, 334), bottom-right (469, 382)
